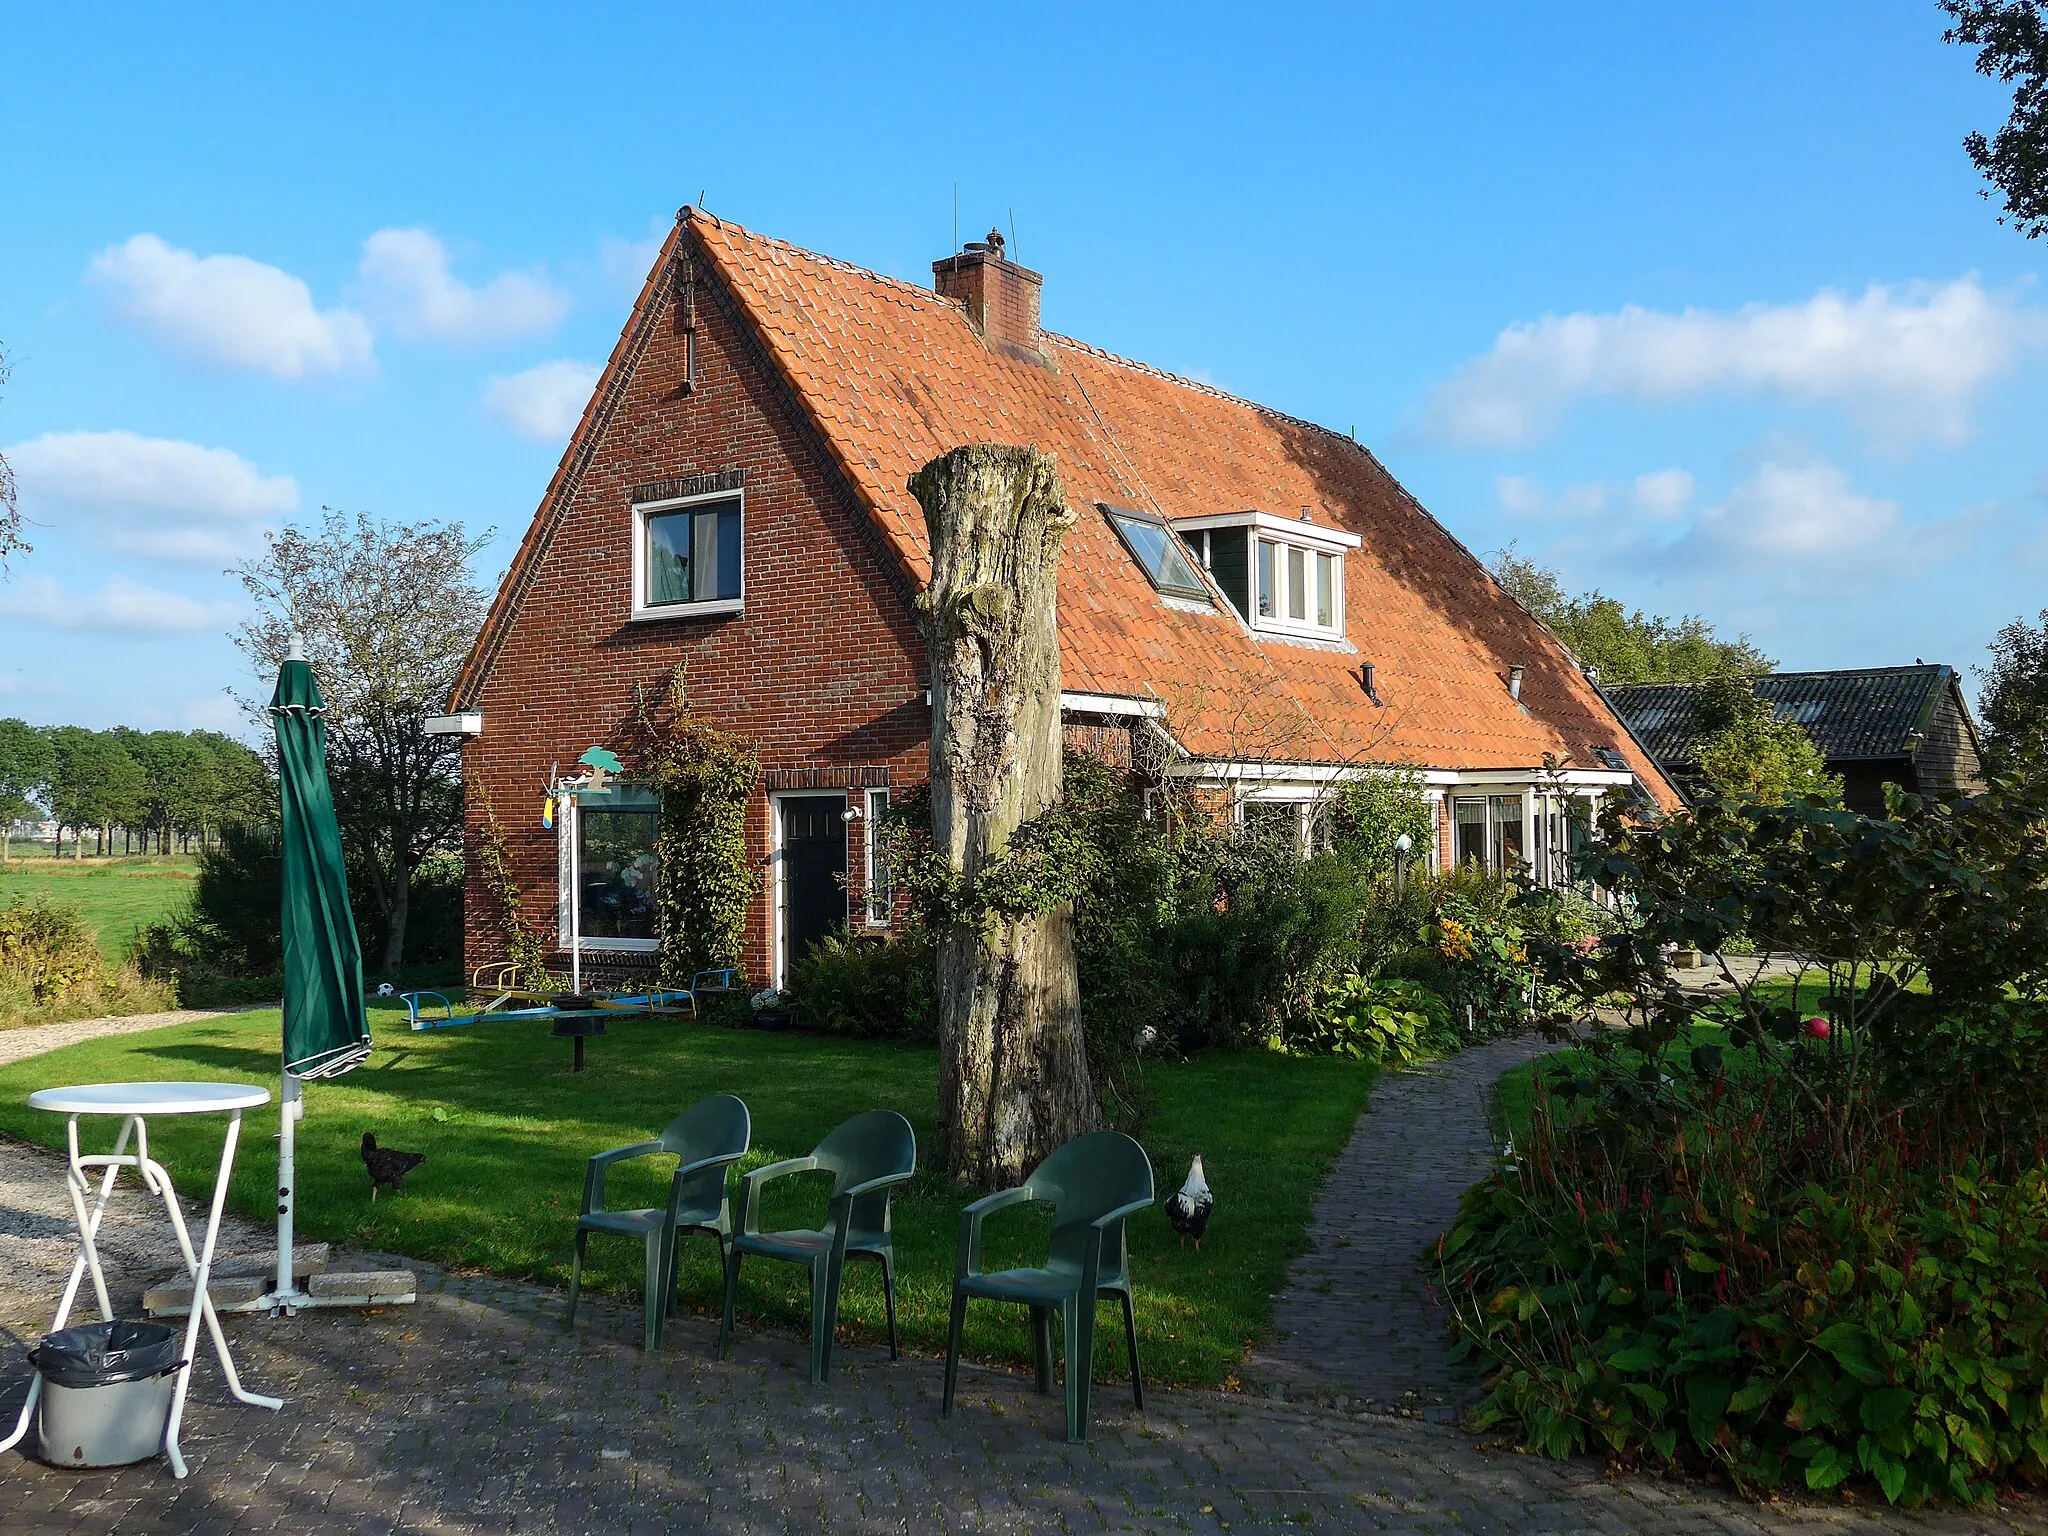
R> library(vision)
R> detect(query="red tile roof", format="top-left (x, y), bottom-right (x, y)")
top-left (464, 210), bottom-right (1677, 804)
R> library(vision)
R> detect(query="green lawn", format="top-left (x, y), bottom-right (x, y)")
top-left (0, 1003), bottom-right (1377, 1387)
top-left (0, 855), bottom-right (198, 961)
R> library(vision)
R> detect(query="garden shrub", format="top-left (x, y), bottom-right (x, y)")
top-left (1294, 973), bottom-right (1454, 1063)
top-left (1438, 776), bottom-right (2048, 1506)
top-left (787, 927), bottom-right (937, 1041)
top-left (0, 897), bottom-right (171, 1025)
top-left (0, 898), bottom-right (102, 1006)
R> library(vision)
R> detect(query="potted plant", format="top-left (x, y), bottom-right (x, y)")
top-left (749, 987), bottom-right (791, 1031)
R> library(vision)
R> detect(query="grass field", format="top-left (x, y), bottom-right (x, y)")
top-left (0, 855), bottom-right (198, 961)
top-left (0, 1004), bottom-right (1378, 1387)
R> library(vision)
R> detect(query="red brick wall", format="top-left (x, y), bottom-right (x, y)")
top-left (458, 232), bottom-right (930, 987)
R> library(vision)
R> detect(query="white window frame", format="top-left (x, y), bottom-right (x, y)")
top-left (1171, 511), bottom-right (1356, 641)
top-left (630, 487), bottom-right (745, 623)
top-left (864, 787), bottom-right (893, 927)
top-left (557, 785), bottom-right (662, 954)
top-left (1236, 788), bottom-right (1317, 856)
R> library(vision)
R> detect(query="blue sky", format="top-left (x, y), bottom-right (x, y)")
top-left (2, 2), bottom-right (2042, 734)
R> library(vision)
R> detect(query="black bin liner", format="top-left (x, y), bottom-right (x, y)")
top-left (30, 1320), bottom-right (181, 1388)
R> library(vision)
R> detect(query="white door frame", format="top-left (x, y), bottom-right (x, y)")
top-left (767, 789), bottom-right (848, 990)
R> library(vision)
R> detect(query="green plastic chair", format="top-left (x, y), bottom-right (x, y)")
top-left (565, 1093), bottom-right (752, 1351)
top-left (718, 1109), bottom-right (916, 1383)
top-left (943, 1130), bottom-right (1155, 1443)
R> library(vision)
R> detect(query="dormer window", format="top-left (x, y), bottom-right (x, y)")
top-left (1175, 510), bottom-right (1358, 640)
top-left (1103, 505), bottom-right (1211, 603)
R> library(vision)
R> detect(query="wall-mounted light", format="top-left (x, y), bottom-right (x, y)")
top-left (841, 805), bottom-right (864, 823)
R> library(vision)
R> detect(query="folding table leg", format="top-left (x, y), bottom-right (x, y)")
top-left (0, 1116), bottom-right (135, 1457)
top-left (145, 1110), bottom-right (282, 1478)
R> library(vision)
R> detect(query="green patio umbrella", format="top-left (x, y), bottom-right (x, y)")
top-left (266, 639), bottom-right (371, 1305)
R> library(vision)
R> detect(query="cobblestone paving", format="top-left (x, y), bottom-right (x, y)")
top-left (4, 1026), bottom-right (2044, 1531)
top-left (6, 1259), bottom-right (2045, 1534)
top-left (1243, 1035), bottom-right (1556, 1412)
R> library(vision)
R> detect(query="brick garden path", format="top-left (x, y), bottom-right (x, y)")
top-left (4, 1023), bottom-right (2046, 1531)
top-left (1242, 1035), bottom-right (1555, 1413)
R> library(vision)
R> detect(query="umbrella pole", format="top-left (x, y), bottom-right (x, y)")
top-left (275, 1063), bottom-right (306, 1307)
top-left (569, 792), bottom-right (582, 995)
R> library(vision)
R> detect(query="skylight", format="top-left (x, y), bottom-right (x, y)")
top-left (1103, 506), bottom-right (1210, 602)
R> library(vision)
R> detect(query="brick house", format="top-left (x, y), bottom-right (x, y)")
top-left (439, 209), bottom-right (1678, 989)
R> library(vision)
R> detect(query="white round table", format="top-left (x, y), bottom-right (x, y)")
top-left (1, 1081), bottom-right (285, 1477)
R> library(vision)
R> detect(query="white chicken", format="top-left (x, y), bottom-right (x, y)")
top-left (1166, 1154), bottom-right (1213, 1250)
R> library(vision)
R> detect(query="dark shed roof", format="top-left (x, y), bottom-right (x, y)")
top-left (1607, 666), bottom-right (1967, 769)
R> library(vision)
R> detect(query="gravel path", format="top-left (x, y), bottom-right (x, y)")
top-left (0, 1006), bottom-right (259, 1071)
top-left (0, 1006), bottom-right (272, 1319)
top-left (1241, 1033), bottom-right (1555, 1411)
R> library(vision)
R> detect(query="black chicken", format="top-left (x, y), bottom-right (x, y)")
top-left (362, 1132), bottom-right (426, 1201)
top-left (1166, 1154), bottom-right (1213, 1249)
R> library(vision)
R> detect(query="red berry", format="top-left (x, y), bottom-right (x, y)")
top-left (1806, 1016), bottom-right (1830, 1039)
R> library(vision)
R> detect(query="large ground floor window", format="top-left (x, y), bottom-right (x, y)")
top-left (560, 785), bottom-right (660, 950)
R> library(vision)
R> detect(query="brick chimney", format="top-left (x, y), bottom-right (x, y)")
top-left (933, 228), bottom-right (1043, 358)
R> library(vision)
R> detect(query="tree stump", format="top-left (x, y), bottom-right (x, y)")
top-left (909, 444), bottom-right (1100, 1188)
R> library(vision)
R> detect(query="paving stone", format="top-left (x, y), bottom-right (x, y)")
top-left (1242, 1033), bottom-right (1554, 1409)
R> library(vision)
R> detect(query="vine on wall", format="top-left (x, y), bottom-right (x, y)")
top-left (623, 666), bottom-right (761, 986)
top-left (475, 788), bottom-right (557, 990)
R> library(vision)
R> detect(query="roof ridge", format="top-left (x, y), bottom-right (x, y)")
top-left (687, 212), bottom-right (1364, 454)
top-left (688, 208), bottom-right (953, 308)
top-left (1044, 332), bottom-right (1362, 450)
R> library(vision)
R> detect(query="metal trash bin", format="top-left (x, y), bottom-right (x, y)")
top-left (30, 1319), bottom-right (183, 1467)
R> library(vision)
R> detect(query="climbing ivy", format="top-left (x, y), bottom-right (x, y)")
top-left (624, 666), bottom-right (761, 985)
top-left (474, 788), bottom-right (556, 991)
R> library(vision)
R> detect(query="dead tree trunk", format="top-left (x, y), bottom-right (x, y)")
top-left (910, 443), bottom-right (1099, 1188)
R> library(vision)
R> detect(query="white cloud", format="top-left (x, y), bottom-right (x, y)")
top-left (360, 228), bottom-right (569, 344)
top-left (0, 574), bottom-right (240, 633)
top-left (104, 526), bottom-right (265, 562)
top-left (600, 231), bottom-right (667, 295)
top-left (180, 694), bottom-right (246, 732)
top-left (1496, 474), bottom-right (1605, 521)
top-left (88, 234), bottom-right (373, 380)
top-left (1420, 278), bottom-right (2045, 449)
top-left (482, 360), bottom-right (601, 442)
top-left (1630, 468), bottom-right (1695, 520)
top-left (1688, 455), bottom-right (1900, 560)
top-left (7, 431), bottom-right (297, 519)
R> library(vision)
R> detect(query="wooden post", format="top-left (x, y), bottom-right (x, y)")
top-left (910, 444), bottom-right (1099, 1188)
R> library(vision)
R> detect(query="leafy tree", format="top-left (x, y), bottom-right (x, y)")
top-left (1978, 608), bottom-right (2048, 776)
top-left (1944, 0), bottom-right (2048, 239)
top-left (233, 508), bottom-right (490, 972)
top-left (42, 727), bottom-right (144, 857)
top-left (1491, 545), bottom-right (1774, 685)
top-left (1690, 673), bottom-right (1842, 805)
top-left (0, 717), bottom-right (50, 859)
top-left (0, 344), bottom-right (26, 573)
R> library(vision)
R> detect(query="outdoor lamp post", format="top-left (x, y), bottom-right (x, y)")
top-left (1394, 832), bottom-right (1414, 900)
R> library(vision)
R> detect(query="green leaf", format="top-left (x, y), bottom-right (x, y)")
top-left (1861, 1388), bottom-right (1914, 1435)
top-left (1728, 1376), bottom-right (1776, 1415)
top-left (1607, 1346), bottom-right (1660, 1374)
top-left (1814, 1322), bottom-right (1885, 1384)
top-left (1683, 1249), bottom-right (1721, 1274)
top-left (1805, 1446), bottom-right (1851, 1490)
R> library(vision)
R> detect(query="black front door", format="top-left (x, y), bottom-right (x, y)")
top-left (780, 794), bottom-right (848, 979)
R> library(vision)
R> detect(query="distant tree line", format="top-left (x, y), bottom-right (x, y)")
top-left (0, 718), bottom-right (270, 860)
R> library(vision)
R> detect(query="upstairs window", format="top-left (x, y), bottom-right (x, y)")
top-left (1177, 510), bottom-right (1357, 640)
top-left (1103, 506), bottom-right (1210, 602)
top-left (632, 491), bottom-right (743, 620)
